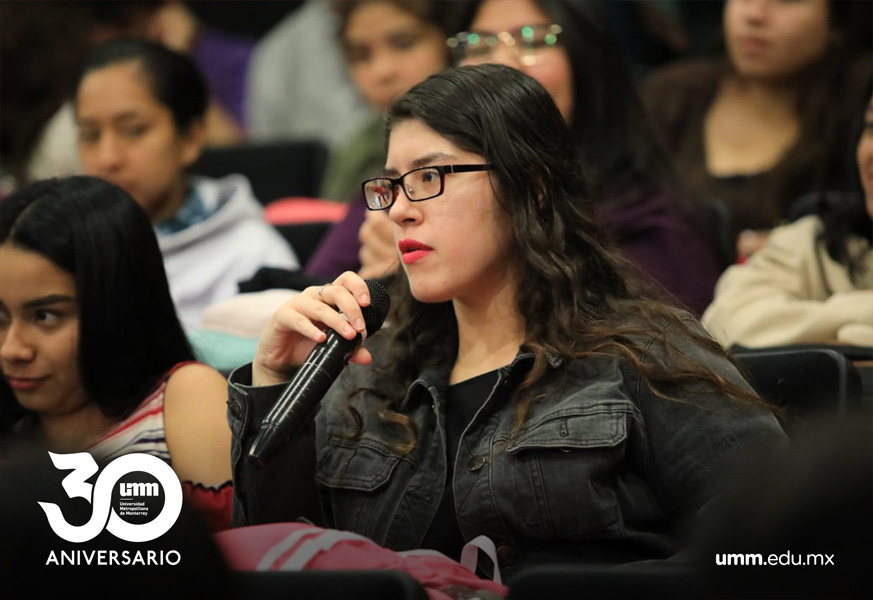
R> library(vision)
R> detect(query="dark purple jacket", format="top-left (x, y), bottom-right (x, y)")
top-left (597, 189), bottom-right (721, 317)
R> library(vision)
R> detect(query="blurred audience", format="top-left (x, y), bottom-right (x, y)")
top-left (599, 0), bottom-right (692, 80)
top-left (318, 0), bottom-right (450, 204)
top-left (149, 0), bottom-right (253, 144)
top-left (306, 0), bottom-right (451, 281)
top-left (245, 0), bottom-right (374, 150)
top-left (1, 1), bottom-right (158, 186)
top-left (74, 38), bottom-right (298, 330)
top-left (0, 1), bottom-right (249, 192)
top-left (702, 93), bottom-right (873, 348)
top-left (0, 176), bottom-right (233, 531)
top-left (642, 0), bottom-right (872, 261)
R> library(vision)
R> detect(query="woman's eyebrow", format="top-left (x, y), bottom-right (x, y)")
top-left (384, 152), bottom-right (457, 176)
top-left (410, 152), bottom-right (455, 169)
top-left (22, 295), bottom-right (75, 310)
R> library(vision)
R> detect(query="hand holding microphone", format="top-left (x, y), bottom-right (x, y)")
top-left (248, 276), bottom-right (391, 466)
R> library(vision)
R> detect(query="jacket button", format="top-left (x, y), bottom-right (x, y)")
top-left (228, 400), bottom-right (242, 419)
top-left (467, 455), bottom-right (487, 471)
top-left (496, 545), bottom-right (516, 566)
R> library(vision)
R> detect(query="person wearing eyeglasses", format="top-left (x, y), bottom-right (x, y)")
top-left (305, 0), bottom-right (454, 281)
top-left (227, 64), bottom-right (785, 577)
top-left (444, 0), bottom-right (723, 319)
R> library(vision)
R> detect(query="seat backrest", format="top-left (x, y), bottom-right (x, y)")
top-left (274, 222), bottom-right (334, 268)
top-left (262, 196), bottom-right (350, 268)
top-left (230, 570), bottom-right (430, 600)
top-left (732, 346), bottom-right (865, 434)
top-left (506, 564), bottom-right (704, 599)
top-left (700, 196), bottom-right (735, 269)
top-left (190, 140), bottom-right (329, 204)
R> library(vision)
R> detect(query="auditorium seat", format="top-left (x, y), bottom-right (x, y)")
top-left (190, 140), bottom-right (329, 204)
top-left (731, 345), bottom-right (869, 435)
top-left (260, 196), bottom-right (349, 269)
top-left (264, 196), bottom-right (349, 225)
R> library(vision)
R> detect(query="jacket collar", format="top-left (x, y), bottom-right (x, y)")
top-left (398, 347), bottom-right (564, 411)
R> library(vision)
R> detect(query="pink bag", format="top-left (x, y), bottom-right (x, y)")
top-left (213, 522), bottom-right (508, 600)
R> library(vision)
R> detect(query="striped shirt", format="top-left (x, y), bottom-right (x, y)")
top-left (87, 362), bottom-right (193, 463)
top-left (86, 361), bottom-right (233, 531)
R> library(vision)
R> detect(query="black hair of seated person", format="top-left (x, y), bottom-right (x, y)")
top-left (809, 190), bottom-right (873, 286)
top-left (74, 37), bottom-right (208, 135)
top-left (0, 447), bottom-right (235, 599)
top-left (0, 176), bottom-right (194, 446)
top-left (817, 82), bottom-right (873, 283)
top-left (690, 413), bottom-right (873, 600)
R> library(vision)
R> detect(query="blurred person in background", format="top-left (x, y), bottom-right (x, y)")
top-left (642, 0), bottom-right (872, 261)
top-left (702, 92), bottom-right (873, 348)
top-left (305, 0), bottom-right (452, 282)
top-left (0, 1), bottom-right (248, 193)
top-left (245, 0), bottom-right (374, 150)
top-left (74, 38), bottom-right (298, 330)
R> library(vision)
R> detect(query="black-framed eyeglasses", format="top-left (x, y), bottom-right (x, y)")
top-left (361, 164), bottom-right (493, 211)
top-left (446, 23), bottom-right (562, 67)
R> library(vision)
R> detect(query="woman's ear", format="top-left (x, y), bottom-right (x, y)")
top-left (179, 118), bottom-right (207, 168)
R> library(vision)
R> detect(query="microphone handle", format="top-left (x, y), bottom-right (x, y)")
top-left (247, 330), bottom-right (362, 466)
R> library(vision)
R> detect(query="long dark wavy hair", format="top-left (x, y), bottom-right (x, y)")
top-left (352, 64), bottom-right (767, 453)
top-left (0, 176), bottom-right (194, 445)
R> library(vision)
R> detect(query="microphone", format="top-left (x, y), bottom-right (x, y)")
top-left (247, 279), bottom-right (391, 466)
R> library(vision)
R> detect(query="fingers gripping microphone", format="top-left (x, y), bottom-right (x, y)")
top-left (247, 279), bottom-right (391, 466)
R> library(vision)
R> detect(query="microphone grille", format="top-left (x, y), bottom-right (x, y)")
top-left (362, 279), bottom-right (391, 336)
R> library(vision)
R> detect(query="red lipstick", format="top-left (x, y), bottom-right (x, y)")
top-left (398, 239), bottom-right (433, 265)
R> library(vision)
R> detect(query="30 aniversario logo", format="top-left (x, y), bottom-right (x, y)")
top-left (39, 451), bottom-right (183, 566)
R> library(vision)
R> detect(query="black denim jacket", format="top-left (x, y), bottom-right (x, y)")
top-left (227, 313), bottom-right (786, 577)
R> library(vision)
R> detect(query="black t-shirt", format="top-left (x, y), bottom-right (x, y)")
top-left (419, 369), bottom-right (499, 560)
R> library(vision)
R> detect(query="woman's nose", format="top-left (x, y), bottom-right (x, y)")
top-left (388, 185), bottom-right (421, 225)
top-left (0, 322), bottom-right (36, 364)
top-left (95, 134), bottom-right (124, 173)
